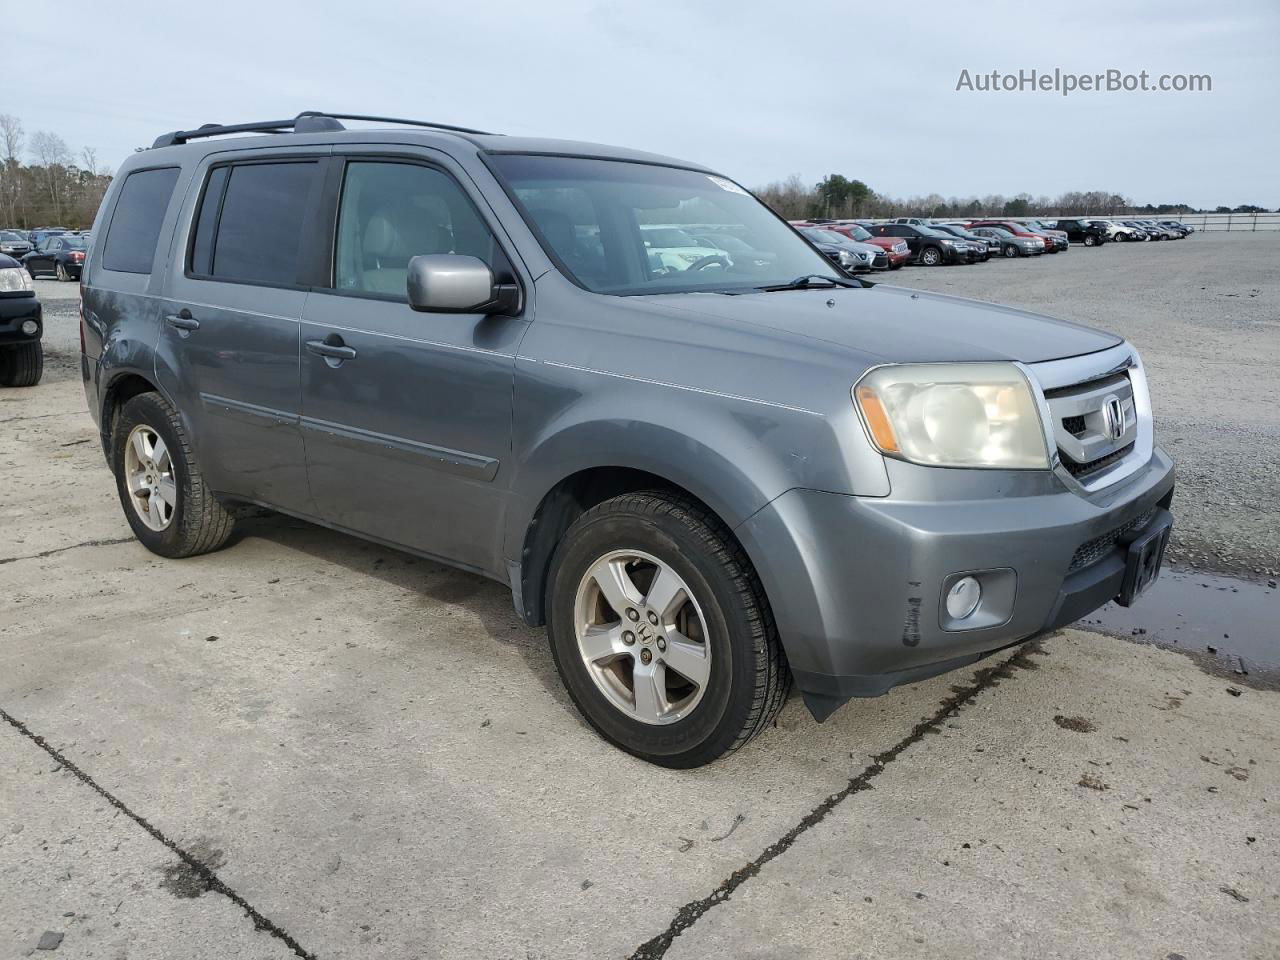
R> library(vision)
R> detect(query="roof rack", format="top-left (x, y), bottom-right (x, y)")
top-left (151, 111), bottom-right (497, 149)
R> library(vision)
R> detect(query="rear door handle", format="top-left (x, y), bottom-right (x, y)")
top-left (305, 338), bottom-right (358, 361)
top-left (164, 310), bottom-right (200, 331)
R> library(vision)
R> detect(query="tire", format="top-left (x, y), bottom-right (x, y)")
top-left (0, 341), bottom-right (43, 387)
top-left (1003, 245), bottom-right (1018, 258)
top-left (546, 490), bottom-right (789, 768)
top-left (1083, 234), bottom-right (1098, 247)
top-left (919, 246), bottom-right (942, 266)
top-left (111, 391), bottom-right (235, 559)
top-left (55, 262), bottom-right (69, 281)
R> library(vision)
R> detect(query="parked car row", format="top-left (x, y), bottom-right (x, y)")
top-left (786, 215), bottom-right (1194, 271)
top-left (0, 227), bottom-right (92, 281)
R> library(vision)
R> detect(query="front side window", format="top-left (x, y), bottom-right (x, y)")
top-left (489, 154), bottom-right (834, 295)
top-left (191, 161), bottom-right (317, 285)
top-left (334, 161), bottom-right (501, 297)
top-left (101, 167), bottom-right (180, 274)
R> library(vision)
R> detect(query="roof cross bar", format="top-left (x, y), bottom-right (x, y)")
top-left (151, 111), bottom-right (496, 149)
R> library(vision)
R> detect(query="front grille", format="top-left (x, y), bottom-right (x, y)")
top-left (1069, 508), bottom-right (1154, 572)
top-left (1062, 414), bottom-right (1087, 436)
top-left (1061, 442), bottom-right (1134, 478)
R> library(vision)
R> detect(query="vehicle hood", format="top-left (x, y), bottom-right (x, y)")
top-left (634, 283), bottom-right (1122, 364)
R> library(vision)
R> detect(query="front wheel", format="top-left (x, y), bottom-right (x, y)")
top-left (55, 262), bottom-right (70, 281)
top-left (919, 246), bottom-right (942, 266)
top-left (112, 392), bottom-right (236, 558)
top-left (0, 341), bottom-right (43, 387)
top-left (546, 491), bottom-right (789, 767)
top-left (1004, 245), bottom-right (1018, 258)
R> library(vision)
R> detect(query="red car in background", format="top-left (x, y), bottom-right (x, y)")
top-left (967, 220), bottom-right (1065, 253)
top-left (790, 219), bottom-right (909, 269)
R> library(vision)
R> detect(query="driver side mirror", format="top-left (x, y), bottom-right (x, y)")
top-left (406, 255), bottom-right (520, 315)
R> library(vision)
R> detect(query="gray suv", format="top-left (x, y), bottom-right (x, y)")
top-left (80, 112), bottom-right (1174, 767)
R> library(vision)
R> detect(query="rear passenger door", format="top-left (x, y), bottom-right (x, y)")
top-left (155, 152), bottom-right (327, 515)
top-left (297, 152), bottom-right (527, 574)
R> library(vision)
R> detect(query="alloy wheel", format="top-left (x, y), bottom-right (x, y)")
top-left (123, 424), bottom-right (177, 531)
top-left (573, 549), bottom-right (711, 725)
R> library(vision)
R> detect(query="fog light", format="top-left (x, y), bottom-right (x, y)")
top-left (945, 576), bottom-right (982, 620)
top-left (21, 320), bottom-right (38, 336)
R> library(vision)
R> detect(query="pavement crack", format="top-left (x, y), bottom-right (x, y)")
top-left (0, 536), bottom-right (134, 566)
top-left (628, 641), bottom-right (1043, 960)
top-left (0, 706), bottom-right (317, 960)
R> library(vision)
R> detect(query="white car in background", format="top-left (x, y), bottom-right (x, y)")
top-left (641, 226), bottom-right (731, 273)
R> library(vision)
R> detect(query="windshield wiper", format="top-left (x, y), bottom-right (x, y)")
top-left (756, 274), bottom-right (860, 292)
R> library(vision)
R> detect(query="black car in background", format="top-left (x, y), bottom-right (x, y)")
top-left (23, 233), bottom-right (89, 280)
top-left (0, 252), bottom-right (43, 386)
top-left (1051, 219), bottom-right (1110, 246)
top-left (927, 223), bottom-right (996, 259)
top-left (863, 222), bottom-right (964, 266)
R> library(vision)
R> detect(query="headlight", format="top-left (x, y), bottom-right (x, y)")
top-left (854, 362), bottom-right (1049, 469)
top-left (0, 267), bottom-right (33, 293)
top-left (837, 251), bottom-right (857, 266)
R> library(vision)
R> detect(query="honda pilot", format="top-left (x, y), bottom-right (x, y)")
top-left (80, 112), bottom-right (1174, 767)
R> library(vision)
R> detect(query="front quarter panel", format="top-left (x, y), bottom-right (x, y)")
top-left (503, 275), bottom-right (891, 562)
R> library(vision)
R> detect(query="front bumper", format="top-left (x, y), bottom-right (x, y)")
top-left (0, 294), bottom-right (42, 345)
top-left (737, 447), bottom-right (1175, 719)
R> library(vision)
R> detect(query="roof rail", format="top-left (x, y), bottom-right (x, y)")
top-left (151, 111), bottom-right (496, 149)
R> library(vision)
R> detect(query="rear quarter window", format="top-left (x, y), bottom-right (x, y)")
top-left (101, 167), bottom-right (181, 274)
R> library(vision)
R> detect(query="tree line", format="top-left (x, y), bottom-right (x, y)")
top-left (755, 173), bottom-right (1274, 221)
top-left (0, 115), bottom-right (113, 230)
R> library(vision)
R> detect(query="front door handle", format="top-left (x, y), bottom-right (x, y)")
top-left (305, 337), bottom-right (358, 362)
top-left (164, 309), bottom-right (200, 332)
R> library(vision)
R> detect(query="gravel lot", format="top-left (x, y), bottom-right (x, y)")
top-left (2, 239), bottom-right (1277, 959)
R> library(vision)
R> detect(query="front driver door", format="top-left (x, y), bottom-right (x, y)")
top-left (299, 154), bottom-right (527, 575)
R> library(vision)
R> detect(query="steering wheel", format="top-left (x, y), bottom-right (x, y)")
top-left (684, 254), bottom-right (731, 272)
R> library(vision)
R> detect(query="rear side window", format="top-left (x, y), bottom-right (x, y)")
top-left (101, 167), bottom-right (180, 273)
top-left (191, 161), bottom-right (317, 285)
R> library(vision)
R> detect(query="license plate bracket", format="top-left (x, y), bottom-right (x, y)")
top-left (1115, 509), bottom-right (1173, 607)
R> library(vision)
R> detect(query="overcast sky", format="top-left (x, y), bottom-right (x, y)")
top-left (8, 0), bottom-right (1277, 208)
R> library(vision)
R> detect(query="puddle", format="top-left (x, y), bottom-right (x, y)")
top-left (1079, 568), bottom-right (1279, 691)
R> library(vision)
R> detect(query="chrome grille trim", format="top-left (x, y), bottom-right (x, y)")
top-left (1018, 342), bottom-right (1153, 494)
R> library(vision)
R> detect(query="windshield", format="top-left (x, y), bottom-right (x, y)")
top-left (985, 227), bottom-right (1015, 237)
top-left (915, 225), bottom-right (951, 238)
top-left (489, 155), bottom-right (836, 295)
top-left (844, 224), bottom-right (872, 241)
top-left (0, 231), bottom-right (22, 241)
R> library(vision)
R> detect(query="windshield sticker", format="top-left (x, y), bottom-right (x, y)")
top-left (707, 175), bottom-right (749, 196)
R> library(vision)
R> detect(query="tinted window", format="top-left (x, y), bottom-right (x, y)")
top-left (101, 167), bottom-right (180, 273)
top-left (189, 166), bottom-right (229, 276)
top-left (208, 162), bottom-right (317, 284)
top-left (334, 161), bottom-right (500, 297)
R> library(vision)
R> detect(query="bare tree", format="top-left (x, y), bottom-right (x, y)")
top-left (30, 130), bottom-right (72, 223)
top-left (0, 114), bottom-right (23, 225)
top-left (81, 146), bottom-right (99, 177)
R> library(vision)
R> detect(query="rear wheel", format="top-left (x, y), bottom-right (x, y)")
top-left (112, 392), bottom-right (236, 558)
top-left (546, 491), bottom-right (789, 767)
top-left (0, 342), bottom-right (43, 387)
